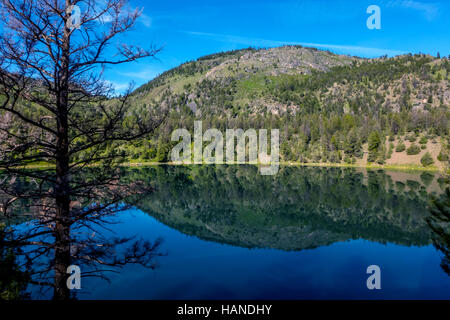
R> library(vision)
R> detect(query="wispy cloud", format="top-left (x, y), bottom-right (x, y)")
top-left (104, 80), bottom-right (131, 93)
top-left (118, 68), bottom-right (161, 80)
top-left (386, 0), bottom-right (439, 21)
top-left (139, 13), bottom-right (152, 28)
top-left (97, 14), bottom-right (113, 24)
top-left (182, 31), bottom-right (406, 57)
top-left (94, 3), bottom-right (152, 27)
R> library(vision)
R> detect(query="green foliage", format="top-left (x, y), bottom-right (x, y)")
top-left (406, 134), bottom-right (417, 142)
top-left (155, 139), bottom-right (171, 162)
top-left (396, 142), bottom-right (406, 152)
top-left (420, 172), bottom-right (434, 186)
top-left (407, 144), bottom-right (421, 155)
top-left (343, 128), bottom-right (362, 158)
top-left (438, 151), bottom-right (449, 162)
top-left (0, 226), bottom-right (30, 300)
top-left (387, 142), bottom-right (394, 159)
top-left (131, 165), bottom-right (436, 250)
top-left (47, 47), bottom-right (449, 165)
top-left (426, 188), bottom-right (450, 275)
top-left (421, 152), bottom-right (434, 167)
top-left (368, 131), bottom-right (381, 162)
top-left (419, 136), bottom-right (428, 144)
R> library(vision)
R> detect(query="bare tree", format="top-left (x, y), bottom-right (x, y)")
top-left (0, 0), bottom-right (167, 299)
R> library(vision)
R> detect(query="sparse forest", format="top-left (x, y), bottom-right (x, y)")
top-left (122, 47), bottom-right (450, 169)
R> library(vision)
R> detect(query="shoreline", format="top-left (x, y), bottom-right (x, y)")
top-left (121, 161), bottom-right (445, 173)
top-left (9, 161), bottom-right (447, 173)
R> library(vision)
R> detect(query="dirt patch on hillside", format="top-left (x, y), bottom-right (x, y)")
top-left (386, 136), bottom-right (444, 170)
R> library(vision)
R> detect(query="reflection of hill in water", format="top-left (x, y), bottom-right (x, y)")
top-left (129, 166), bottom-right (446, 251)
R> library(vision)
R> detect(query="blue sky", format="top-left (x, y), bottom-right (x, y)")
top-left (105, 0), bottom-right (450, 92)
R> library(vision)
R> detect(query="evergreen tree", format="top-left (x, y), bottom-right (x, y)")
top-left (368, 131), bottom-right (381, 162)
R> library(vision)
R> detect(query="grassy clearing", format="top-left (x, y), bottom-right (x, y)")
top-left (14, 160), bottom-right (446, 173)
top-left (281, 162), bottom-right (441, 172)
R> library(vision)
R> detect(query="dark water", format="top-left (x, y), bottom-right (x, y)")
top-left (4, 166), bottom-right (450, 299)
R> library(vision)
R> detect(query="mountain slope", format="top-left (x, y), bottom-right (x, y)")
top-left (125, 46), bottom-right (449, 169)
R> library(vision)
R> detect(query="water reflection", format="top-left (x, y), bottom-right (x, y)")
top-left (0, 165), bottom-right (449, 299)
top-left (0, 168), bottom-right (165, 300)
top-left (130, 166), bottom-right (445, 250)
top-left (427, 188), bottom-right (450, 275)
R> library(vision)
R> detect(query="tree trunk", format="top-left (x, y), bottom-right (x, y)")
top-left (53, 0), bottom-right (72, 300)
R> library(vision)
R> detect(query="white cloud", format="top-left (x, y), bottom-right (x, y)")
top-left (105, 80), bottom-right (131, 93)
top-left (139, 13), bottom-right (152, 28)
top-left (93, 3), bottom-right (152, 27)
top-left (118, 68), bottom-right (160, 80)
top-left (97, 14), bottom-right (113, 24)
top-left (387, 0), bottom-right (439, 21)
top-left (182, 31), bottom-right (406, 57)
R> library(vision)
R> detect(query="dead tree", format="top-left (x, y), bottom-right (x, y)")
top-left (0, 0), bottom-right (167, 299)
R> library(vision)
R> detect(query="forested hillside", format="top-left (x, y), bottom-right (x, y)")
top-left (123, 45), bottom-right (450, 169)
top-left (2, 45), bottom-right (449, 169)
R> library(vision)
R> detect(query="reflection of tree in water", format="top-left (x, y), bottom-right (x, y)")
top-left (427, 187), bottom-right (450, 275)
top-left (0, 226), bottom-right (31, 300)
top-left (0, 172), bottom-right (164, 300)
top-left (1, 165), bottom-right (447, 299)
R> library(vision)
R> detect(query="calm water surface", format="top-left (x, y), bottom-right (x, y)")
top-left (9, 166), bottom-right (450, 299)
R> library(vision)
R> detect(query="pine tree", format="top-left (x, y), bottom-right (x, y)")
top-left (368, 131), bottom-right (381, 162)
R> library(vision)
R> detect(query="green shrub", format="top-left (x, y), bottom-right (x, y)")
top-left (421, 144), bottom-right (427, 150)
top-left (419, 136), bottom-right (428, 144)
top-left (406, 144), bottom-right (421, 155)
top-left (395, 143), bottom-right (406, 152)
top-left (420, 152), bottom-right (434, 167)
top-left (368, 131), bottom-right (381, 151)
top-left (437, 151), bottom-right (449, 162)
top-left (387, 143), bottom-right (394, 159)
top-left (406, 135), bottom-right (416, 142)
top-left (407, 180), bottom-right (420, 190)
top-left (328, 151), bottom-right (340, 163)
top-left (344, 155), bottom-right (352, 164)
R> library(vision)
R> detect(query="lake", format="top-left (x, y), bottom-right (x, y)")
top-left (3, 165), bottom-right (450, 299)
